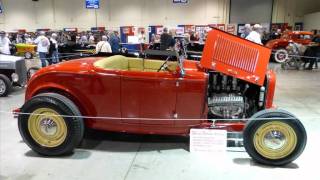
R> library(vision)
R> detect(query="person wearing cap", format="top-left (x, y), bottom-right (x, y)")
top-left (0, 31), bottom-right (11, 55)
top-left (34, 31), bottom-right (50, 67)
top-left (96, 35), bottom-right (112, 54)
top-left (241, 24), bottom-right (252, 38)
top-left (49, 33), bottom-right (59, 64)
top-left (246, 24), bottom-right (263, 45)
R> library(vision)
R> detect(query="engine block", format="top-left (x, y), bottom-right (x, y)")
top-left (208, 94), bottom-right (245, 119)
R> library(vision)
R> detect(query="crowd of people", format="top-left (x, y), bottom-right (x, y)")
top-left (0, 25), bottom-right (318, 69)
top-left (0, 30), bottom-right (121, 67)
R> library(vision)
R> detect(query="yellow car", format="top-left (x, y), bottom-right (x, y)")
top-left (15, 43), bottom-right (37, 59)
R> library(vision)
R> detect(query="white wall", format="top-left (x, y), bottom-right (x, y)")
top-left (272, 0), bottom-right (320, 26)
top-left (0, 0), bottom-right (230, 31)
top-left (303, 12), bottom-right (320, 31)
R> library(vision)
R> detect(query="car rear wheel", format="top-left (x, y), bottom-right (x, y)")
top-left (243, 109), bottom-right (307, 166)
top-left (274, 49), bottom-right (289, 63)
top-left (0, 74), bottom-right (12, 97)
top-left (24, 52), bottom-right (33, 59)
top-left (18, 93), bottom-right (84, 156)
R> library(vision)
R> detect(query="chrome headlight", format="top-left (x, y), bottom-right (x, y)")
top-left (11, 73), bottom-right (19, 82)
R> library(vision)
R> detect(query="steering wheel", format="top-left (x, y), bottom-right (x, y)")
top-left (157, 57), bottom-right (171, 72)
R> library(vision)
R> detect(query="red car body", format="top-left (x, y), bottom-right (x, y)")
top-left (24, 29), bottom-right (275, 135)
top-left (265, 31), bottom-right (314, 49)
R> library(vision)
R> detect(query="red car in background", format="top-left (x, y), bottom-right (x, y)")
top-left (16, 29), bottom-right (307, 166)
top-left (266, 31), bottom-right (314, 63)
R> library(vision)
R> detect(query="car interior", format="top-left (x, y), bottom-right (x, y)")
top-left (94, 55), bottom-right (179, 72)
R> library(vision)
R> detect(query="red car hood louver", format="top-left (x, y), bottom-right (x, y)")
top-left (200, 29), bottom-right (271, 86)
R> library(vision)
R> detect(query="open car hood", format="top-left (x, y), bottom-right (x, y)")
top-left (200, 29), bottom-right (271, 86)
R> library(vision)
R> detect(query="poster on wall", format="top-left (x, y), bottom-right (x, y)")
top-left (176, 27), bottom-right (185, 35)
top-left (218, 24), bottom-right (225, 31)
top-left (86, 0), bottom-right (99, 9)
top-left (226, 24), bottom-right (236, 34)
top-left (156, 27), bottom-right (163, 35)
top-left (237, 24), bottom-right (245, 36)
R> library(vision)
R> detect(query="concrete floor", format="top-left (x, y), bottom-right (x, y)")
top-left (1, 63), bottom-right (320, 180)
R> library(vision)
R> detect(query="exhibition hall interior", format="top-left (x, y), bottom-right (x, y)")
top-left (1, 0), bottom-right (320, 179)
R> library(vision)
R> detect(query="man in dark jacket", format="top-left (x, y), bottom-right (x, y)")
top-left (160, 28), bottom-right (174, 51)
top-left (109, 31), bottom-right (120, 53)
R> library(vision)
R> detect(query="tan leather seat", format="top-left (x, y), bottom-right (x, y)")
top-left (94, 55), bottom-right (178, 72)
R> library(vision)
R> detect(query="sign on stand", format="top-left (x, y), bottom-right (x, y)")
top-left (190, 129), bottom-right (227, 153)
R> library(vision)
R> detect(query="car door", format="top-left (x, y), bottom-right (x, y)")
top-left (121, 71), bottom-right (178, 125)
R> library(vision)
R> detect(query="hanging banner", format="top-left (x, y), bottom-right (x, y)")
top-left (173, 0), bottom-right (188, 4)
top-left (86, 0), bottom-right (99, 9)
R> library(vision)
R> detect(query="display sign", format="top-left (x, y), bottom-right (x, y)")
top-left (190, 129), bottom-right (227, 153)
top-left (86, 0), bottom-right (99, 9)
top-left (176, 27), bottom-right (185, 35)
top-left (64, 28), bottom-right (78, 32)
top-left (173, 0), bottom-right (188, 4)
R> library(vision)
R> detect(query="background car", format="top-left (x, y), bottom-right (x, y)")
top-left (15, 43), bottom-right (37, 59)
top-left (265, 31), bottom-right (314, 63)
top-left (0, 54), bottom-right (27, 96)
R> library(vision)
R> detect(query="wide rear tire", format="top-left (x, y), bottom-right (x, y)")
top-left (243, 109), bottom-right (307, 166)
top-left (18, 93), bottom-right (84, 156)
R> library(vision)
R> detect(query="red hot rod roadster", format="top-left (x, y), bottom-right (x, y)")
top-left (16, 29), bottom-right (306, 166)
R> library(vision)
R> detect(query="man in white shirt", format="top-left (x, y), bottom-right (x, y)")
top-left (34, 31), bottom-right (50, 67)
top-left (246, 24), bottom-right (262, 45)
top-left (96, 36), bottom-right (112, 54)
top-left (0, 31), bottom-right (11, 55)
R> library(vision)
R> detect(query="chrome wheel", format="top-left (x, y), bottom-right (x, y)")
top-left (25, 52), bottom-right (33, 59)
top-left (274, 49), bottom-right (289, 63)
top-left (0, 79), bottom-right (6, 95)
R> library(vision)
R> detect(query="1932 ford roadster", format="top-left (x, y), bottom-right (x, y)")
top-left (16, 29), bottom-right (307, 166)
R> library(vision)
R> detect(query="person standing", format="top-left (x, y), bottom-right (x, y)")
top-left (34, 31), bottom-right (50, 67)
top-left (160, 28), bottom-right (174, 50)
top-left (96, 35), bottom-right (112, 54)
top-left (246, 24), bottom-right (263, 45)
top-left (0, 31), bottom-right (11, 55)
top-left (241, 24), bottom-right (252, 38)
top-left (49, 33), bottom-right (59, 64)
top-left (109, 31), bottom-right (120, 53)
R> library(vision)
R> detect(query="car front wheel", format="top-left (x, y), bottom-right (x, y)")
top-left (0, 74), bottom-right (12, 97)
top-left (243, 109), bottom-right (307, 166)
top-left (18, 93), bottom-right (84, 156)
top-left (24, 52), bottom-right (33, 59)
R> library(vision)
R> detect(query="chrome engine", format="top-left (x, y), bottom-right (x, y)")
top-left (208, 72), bottom-right (256, 119)
top-left (208, 94), bottom-right (245, 119)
